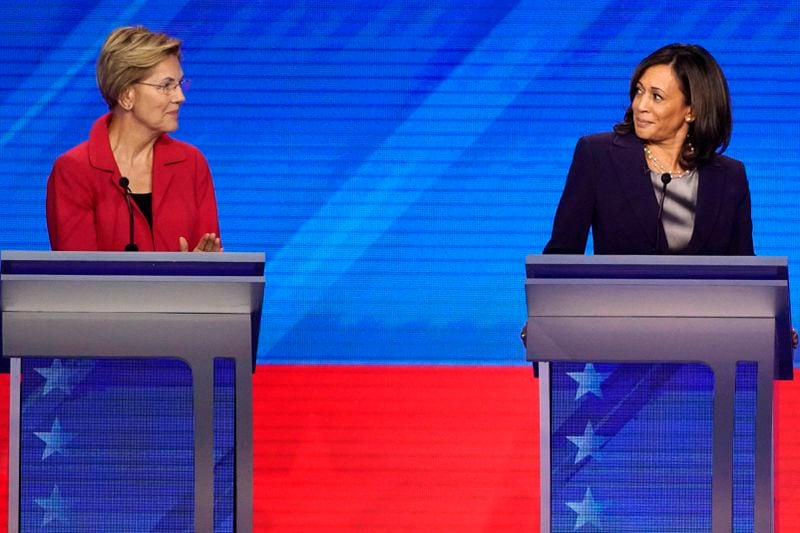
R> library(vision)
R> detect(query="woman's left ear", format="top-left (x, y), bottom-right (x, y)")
top-left (118, 87), bottom-right (135, 111)
top-left (685, 109), bottom-right (695, 122)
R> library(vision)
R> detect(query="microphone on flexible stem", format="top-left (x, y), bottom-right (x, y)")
top-left (654, 173), bottom-right (672, 254)
top-left (118, 177), bottom-right (138, 252)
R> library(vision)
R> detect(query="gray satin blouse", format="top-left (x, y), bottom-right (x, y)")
top-left (649, 169), bottom-right (699, 252)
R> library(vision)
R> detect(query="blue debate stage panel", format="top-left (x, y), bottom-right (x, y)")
top-left (1, 251), bottom-right (264, 532)
top-left (2, 2), bottom-right (800, 531)
top-left (548, 361), bottom-right (755, 532)
top-left (526, 255), bottom-right (791, 533)
top-left (20, 358), bottom-right (234, 531)
top-left (2, 1), bottom-right (800, 370)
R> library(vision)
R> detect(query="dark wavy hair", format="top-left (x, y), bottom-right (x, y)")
top-left (613, 44), bottom-right (732, 169)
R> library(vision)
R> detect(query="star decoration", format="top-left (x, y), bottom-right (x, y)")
top-left (35, 485), bottom-right (73, 527)
top-left (34, 359), bottom-right (86, 396)
top-left (567, 422), bottom-right (608, 463)
top-left (566, 487), bottom-right (605, 530)
top-left (34, 418), bottom-right (73, 460)
top-left (567, 364), bottom-right (610, 400)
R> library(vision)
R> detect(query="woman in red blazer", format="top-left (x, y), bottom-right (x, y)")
top-left (46, 26), bottom-right (222, 253)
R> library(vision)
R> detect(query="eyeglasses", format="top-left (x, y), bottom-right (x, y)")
top-left (135, 78), bottom-right (191, 95)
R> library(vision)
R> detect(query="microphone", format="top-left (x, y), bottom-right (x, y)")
top-left (118, 177), bottom-right (139, 252)
top-left (654, 173), bottom-right (671, 254)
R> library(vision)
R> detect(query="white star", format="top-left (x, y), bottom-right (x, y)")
top-left (34, 359), bottom-right (85, 396)
top-left (567, 422), bottom-right (608, 463)
top-left (566, 487), bottom-right (605, 530)
top-left (567, 364), bottom-right (610, 400)
top-left (34, 418), bottom-right (73, 460)
top-left (35, 485), bottom-right (73, 527)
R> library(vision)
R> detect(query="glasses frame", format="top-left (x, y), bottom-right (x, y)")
top-left (135, 78), bottom-right (190, 95)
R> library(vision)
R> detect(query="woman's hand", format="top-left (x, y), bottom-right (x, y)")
top-left (179, 233), bottom-right (223, 253)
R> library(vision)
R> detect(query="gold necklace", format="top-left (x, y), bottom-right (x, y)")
top-left (643, 145), bottom-right (690, 178)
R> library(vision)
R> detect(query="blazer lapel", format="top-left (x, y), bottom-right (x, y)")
top-left (685, 159), bottom-right (725, 254)
top-left (608, 134), bottom-right (662, 247)
top-left (151, 135), bottom-right (185, 216)
top-left (87, 113), bottom-right (121, 183)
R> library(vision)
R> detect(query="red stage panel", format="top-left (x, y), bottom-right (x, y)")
top-left (0, 373), bottom-right (6, 532)
top-left (252, 365), bottom-right (540, 532)
top-left (776, 376), bottom-right (800, 531)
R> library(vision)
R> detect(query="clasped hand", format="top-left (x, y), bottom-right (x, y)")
top-left (178, 233), bottom-right (223, 253)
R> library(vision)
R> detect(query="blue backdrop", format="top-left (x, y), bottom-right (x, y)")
top-left (1, 0), bottom-right (798, 366)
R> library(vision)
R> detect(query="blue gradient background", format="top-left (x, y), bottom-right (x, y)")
top-left (2, 1), bottom-right (798, 367)
top-left (2, 2), bottom-right (798, 531)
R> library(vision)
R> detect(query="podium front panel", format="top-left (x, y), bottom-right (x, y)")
top-left (1, 251), bottom-right (265, 533)
top-left (526, 255), bottom-right (789, 533)
top-left (545, 361), bottom-right (759, 532)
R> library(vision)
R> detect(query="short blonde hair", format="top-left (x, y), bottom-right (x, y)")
top-left (96, 26), bottom-right (182, 109)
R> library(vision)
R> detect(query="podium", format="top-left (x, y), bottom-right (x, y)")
top-left (525, 255), bottom-right (792, 533)
top-left (0, 251), bottom-right (265, 533)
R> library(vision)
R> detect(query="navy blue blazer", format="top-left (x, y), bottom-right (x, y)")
top-left (543, 132), bottom-right (754, 256)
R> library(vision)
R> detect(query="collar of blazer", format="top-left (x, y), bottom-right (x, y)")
top-left (609, 132), bottom-right (727, 254)
top-left (87, 113), bottom-right (187, 174)
top-left (86, 113), bottom-right (188, 209)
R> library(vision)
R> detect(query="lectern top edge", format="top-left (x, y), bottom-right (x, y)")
top-left (0, 251), bottom-right (266, 277)
top-left (1, 250), bottom-right (265, 263)
top-left (526, 254), bottom-right (788, 282)
top-left (526, 253), bottom-right (787, 268)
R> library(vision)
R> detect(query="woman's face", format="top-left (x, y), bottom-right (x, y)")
top-left (632, 64), bottom-right (693, 146)
top-left (124, 55), bottom-right (186, 134)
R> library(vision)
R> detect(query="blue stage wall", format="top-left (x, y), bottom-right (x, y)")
top-left (1, 2), bottom-right (798, 364)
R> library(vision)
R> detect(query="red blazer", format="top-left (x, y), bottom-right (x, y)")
top-left (46, 113), bottom-right (220, 251)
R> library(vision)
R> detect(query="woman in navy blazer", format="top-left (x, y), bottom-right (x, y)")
top-left (543, 130), bottom-right (753, 255)
top-left (522, 44), bottom-right (760, 349)
top-left (543, 44), bottom-right (754, 257)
